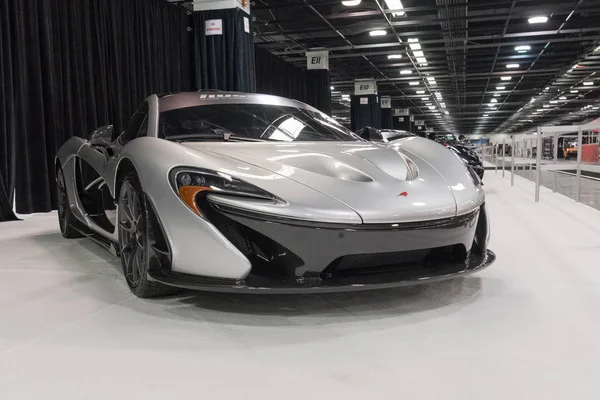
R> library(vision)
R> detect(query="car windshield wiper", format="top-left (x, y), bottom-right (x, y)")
top-left (169, 131), bottom-right (265, 143)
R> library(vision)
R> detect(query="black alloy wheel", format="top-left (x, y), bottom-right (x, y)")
top-left (117, 171), bottom-right (180, 298)
top-left (56, 166), bottom-right (83, 238)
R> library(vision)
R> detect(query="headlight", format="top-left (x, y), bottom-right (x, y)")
top-left (170, 168), bottom-right (277, 216)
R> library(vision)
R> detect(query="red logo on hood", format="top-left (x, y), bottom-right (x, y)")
top-left (398, 192), bottom-right (408, 197)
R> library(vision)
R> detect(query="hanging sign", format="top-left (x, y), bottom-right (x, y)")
top-left (354, 79), bottom-right (377, 95)
top-left (306, 50), bottom-right (329, 70)
top-left (380, 96), bottom-right (391, 109)
top-left (205, 19), bottom-right (223, 36)
top-left (414, 120), bottom-right (425, 126)
top-left (244, 17), bottom-right (250, 33)
top-left (360, 97), bottom-right (369, 105)
top-left (393, 108), bottom-right (410, 116)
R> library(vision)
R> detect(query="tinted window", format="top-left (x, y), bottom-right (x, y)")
top-left (122, 102), bottom-right (149, 144)
top-left (158, 104), bottom-right (358, 142)
top-left (380, 130), bottom-right (413, 141)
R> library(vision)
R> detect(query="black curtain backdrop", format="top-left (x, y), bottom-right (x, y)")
top-left (0, 0), bottom-right (193, 218)
top-left (255, 48), bottom-right (332, 114)
top-left (351, 95), bottom-right (381, 132)
top-left (306, 70), bottom-right (331, 115)
top-left (381, 108), bottom-right (393, 129)
top-left (194, 8), bottom-right (255, 92)
top-left (255, 48), bottom-right (307, 102)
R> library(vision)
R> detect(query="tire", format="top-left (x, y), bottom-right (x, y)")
top-left (56, 166), bottom-right (84, 238)
top-left (117, 171), bottom-right (181, 298)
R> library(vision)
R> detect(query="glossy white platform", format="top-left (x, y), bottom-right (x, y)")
top-left (1, 172), bottom-right (599, 399)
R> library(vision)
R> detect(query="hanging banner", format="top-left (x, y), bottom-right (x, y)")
top-left (380, 96), bottom-right (391, 109)
top-left (360, 97), bottom-right (369, 105)
top-left (354, 79), bottom-right (377, 95)
top-left (393, 108), bottom-right (410, 116)
top-left (244, 17), bottom-right (250, 33)
top-left (306, 50), bottom-right (329, 70)
top-left (205, 19), bottom-right (223, 36)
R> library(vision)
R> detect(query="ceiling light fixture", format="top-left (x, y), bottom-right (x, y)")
top-left (341, 0), bottom-right (361, 6)
top-left (416, 90), bottom-right (425, 94)
top-left (409, 81), bottom-right (419, 86)
top-left (570, 90), bottom-right (579, 93)
top-left (400, 69), bottom-right (412, 74)
top-left (506, 64), bottom-right (519, 69)
top-left (330, 86), bottom-right (334, 90)
top-left (428, 106), bottom-right (436, 110)
top-left (528, 16), bottom-right (548, 24)
top-left (409, 43), bottom-right (421, 50)
top-left (584, 81), bottom-right (594, 86)
top-left (493, 94), bottom-right (500, 97)
top-left (416, 57), bottom-right (427, 64)
top-left (559, 96), bottom-right (567, 100)
top-left (490, 99), bottom-right (498, 103)
top-left (384, 0), bottom-right (405, 17)
top-left (413, 51), bottom-right (424, 57)
top-left (501, 76), bottom-right (512, 81)
top-left (369, 30), bottom-right (387, 36)
top-left (407, 38), bottom-right (419, 43)
top-left (497, 86), bottom-right (505, 90)
top-left (515, 45), bottom-right (531, 52)
top-left (388, 54), bottom-right (402, 59)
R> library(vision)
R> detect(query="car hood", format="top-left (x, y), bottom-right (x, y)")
top-left (181, 141), bottom-right (463, 223)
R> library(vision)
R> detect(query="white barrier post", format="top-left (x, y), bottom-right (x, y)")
top-left (535, 127), bottom-right (542, 202)
top-left (511, 135), bottom-right (515, 186)
top-left (502, 138), bottom-right (506, 178)
top-left (552, 132), bottom-right (558, 192)
top-left (495, 143), bottom-right (498, 173)
top-left (576, 126), bottom-right (583, 202)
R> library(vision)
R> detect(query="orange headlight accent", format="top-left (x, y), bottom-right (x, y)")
top-left (178, 186), bottom-right (212, 216)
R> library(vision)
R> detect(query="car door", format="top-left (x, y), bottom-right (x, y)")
top-left (75, 102), bottom-right (150, 239)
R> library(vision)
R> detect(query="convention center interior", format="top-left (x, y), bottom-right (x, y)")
top-left (1, 0), bottom-right (599, 398)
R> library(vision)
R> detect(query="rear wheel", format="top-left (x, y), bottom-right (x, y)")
top-left (118, 171), bottom-right (180, 298)
top-left (56, 166), bottom-right (84, 238)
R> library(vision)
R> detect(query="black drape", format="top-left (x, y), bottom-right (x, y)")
top-left (306, 70), bottom-right (331, 115)
top-left (255, 48), bottom-right (307, 102)
top-left (193, 8), bottom-right (255, 92)
top-left (351, 95), bottom-right (381, 132)
top-left (381, 108), bottom-right (393, 129)
top-left (0, 0), bottom-right (193, 217)
top-left (255, 48), bottom-right (333, 114)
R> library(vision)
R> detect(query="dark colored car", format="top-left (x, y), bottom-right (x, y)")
top-left (448, 144), bottom-right (485, 179)
top-left (356, 126), bottom-right (414, 142)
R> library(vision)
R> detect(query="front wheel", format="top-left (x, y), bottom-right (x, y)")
top-left (118, 171), bottom-right (181, 298)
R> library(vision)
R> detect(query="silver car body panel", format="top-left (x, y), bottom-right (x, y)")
top-left (55, 91), bottom-right (488, 282)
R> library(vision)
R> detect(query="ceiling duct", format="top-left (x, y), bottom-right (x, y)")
top-left (436, 0), bottom-right (468, 113)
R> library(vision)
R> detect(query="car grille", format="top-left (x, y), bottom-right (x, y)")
top-left (322, 245), bottom-right (466, 279)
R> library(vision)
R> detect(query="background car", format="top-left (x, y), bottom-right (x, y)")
top-left (357, 127), bottom-right (484, 180)
top-left (55, 92), bottom-right (494, 297)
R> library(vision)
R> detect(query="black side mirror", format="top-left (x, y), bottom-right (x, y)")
top-left (88, 125), bottom-right (114, 147)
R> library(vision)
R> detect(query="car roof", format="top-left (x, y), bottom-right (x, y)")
top-left (156, 91), bottom-right (319, 113)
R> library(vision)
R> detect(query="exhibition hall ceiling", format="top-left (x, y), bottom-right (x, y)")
top-left (252, 0), bottom-right (600, 135)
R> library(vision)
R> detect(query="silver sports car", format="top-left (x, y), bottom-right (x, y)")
top-left (55, 92), bottom-right (495, 297)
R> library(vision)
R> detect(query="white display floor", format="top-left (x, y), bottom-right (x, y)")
top-left (1, 173), bottom-right (600, 399)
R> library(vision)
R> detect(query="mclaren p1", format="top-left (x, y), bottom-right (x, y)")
top-left (55, 92), bottom-right (495, 297)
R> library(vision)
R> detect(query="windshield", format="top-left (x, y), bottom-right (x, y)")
top-left (158, 104), bottom-right (359, 142)
top-left (380, 130), bottom-right (413, 141)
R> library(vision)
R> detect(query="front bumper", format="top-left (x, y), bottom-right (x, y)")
top-left (149, 201), bottom-right (495, 293)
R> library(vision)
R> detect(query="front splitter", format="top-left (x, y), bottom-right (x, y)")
top-left (149, 250), bottom-right (496, 294)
